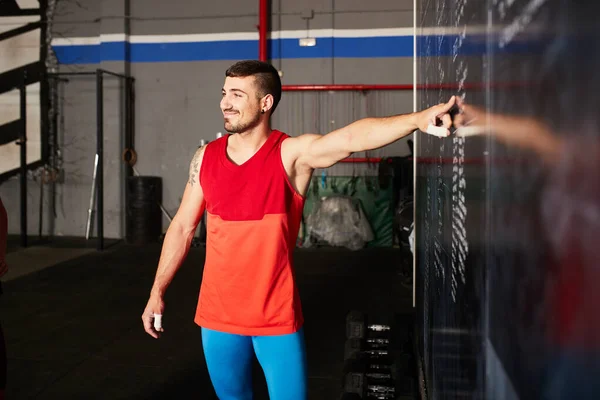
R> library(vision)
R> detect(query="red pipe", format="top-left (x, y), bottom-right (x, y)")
top-left (282, 82), bottom-right (528, 91)
top-left (258, 0), bottom-right (268, 61)
top-left (282, 84), bottom-right (413, 91)
top-left (338, 157), bottom-right (514, 165)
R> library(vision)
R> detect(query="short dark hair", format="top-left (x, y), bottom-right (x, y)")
top-left (225, 60), bottom-right (282, 114)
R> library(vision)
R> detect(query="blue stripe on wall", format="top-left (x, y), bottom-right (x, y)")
top-left (102, 41), bottom-right (130, 62)
top-left (52, 35), bottom-right (539, 65)
top-left (54, 44), bottom-right (101, 64)
top-left (133, 40), bottom-right (258, 62)
top-left (53, 36), bottom-right (416, 64)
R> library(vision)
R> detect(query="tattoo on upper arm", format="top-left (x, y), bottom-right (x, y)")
top-left (188, 148), bottom-right (202, 186)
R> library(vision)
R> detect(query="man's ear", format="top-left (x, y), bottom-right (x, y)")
top-left (261, 94), bottom-right (274, 114)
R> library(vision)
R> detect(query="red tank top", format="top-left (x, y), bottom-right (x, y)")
top-left (195, 130), bottom-right (305, 335)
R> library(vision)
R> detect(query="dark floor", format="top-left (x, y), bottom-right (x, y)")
top-left (0, 240), bottom-right (413, 399)
top-left (5, 235), bottom-right (121, 254)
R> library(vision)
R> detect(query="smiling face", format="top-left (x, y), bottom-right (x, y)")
top-left (220, 76), bottom-right (263, 134)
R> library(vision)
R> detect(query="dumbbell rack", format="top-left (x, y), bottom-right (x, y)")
top-left (340, 310), bottom-right (417, 399)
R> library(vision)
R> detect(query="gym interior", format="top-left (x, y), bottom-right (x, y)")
top-left (0, 0), bottom-right (598, 399)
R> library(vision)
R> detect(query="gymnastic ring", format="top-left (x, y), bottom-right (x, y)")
top-left (122, 147), bottom-right (138, 166)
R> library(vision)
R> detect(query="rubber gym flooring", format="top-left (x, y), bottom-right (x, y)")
top-left (1, 237), bottom-right (413, 399)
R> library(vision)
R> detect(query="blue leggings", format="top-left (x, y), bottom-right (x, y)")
top-left (201, 327), bottom-right (308, 400)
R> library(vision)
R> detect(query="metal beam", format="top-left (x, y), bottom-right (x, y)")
top-left (0, 21), bottom-right (42, 41)
top-left (0, 62), bottom-right (43, 95)
top-left (0, 120), bottom-right (21, 146)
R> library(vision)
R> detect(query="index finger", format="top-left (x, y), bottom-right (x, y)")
top-left (436, 96), bottom-right (456, 114)
top-left (142, 314), bottom-right (159, 339)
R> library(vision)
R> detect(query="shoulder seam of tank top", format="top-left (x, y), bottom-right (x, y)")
top-left (199, 138), bottom-right (223, 188)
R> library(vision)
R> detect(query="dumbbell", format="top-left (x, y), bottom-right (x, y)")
top-left (343, 358), bottom-right (396, 399)
top-left (343, 373), bottom-right (396, 399)
top-left (343, 356), bottom-right (396, 381)
top-left (344, 355), bottom-right (417, 399)
top-left (344, 338), bottom-right (392, 362)
top-left (346, 311), bottom-right (391, 341)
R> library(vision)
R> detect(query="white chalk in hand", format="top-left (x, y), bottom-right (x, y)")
top-left (153, 313), bottom-right (163, 330)
top-left (426, 124), bottom-right (450, 137)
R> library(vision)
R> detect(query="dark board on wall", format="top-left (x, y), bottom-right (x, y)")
top-left (415, 0), bottom-right (600, 399)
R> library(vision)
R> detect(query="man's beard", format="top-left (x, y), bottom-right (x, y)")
top-left (224, 111), bottom-right (261, 133)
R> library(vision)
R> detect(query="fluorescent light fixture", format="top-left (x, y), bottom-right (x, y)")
top-left (299, 37), bottom-right (316, 47)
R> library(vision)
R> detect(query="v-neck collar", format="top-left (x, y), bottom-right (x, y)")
top-left (222, 130), bottom-right (277, 170)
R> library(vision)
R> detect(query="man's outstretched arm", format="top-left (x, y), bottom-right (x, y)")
top-left (142, 145), bottom-right (207, 338)
top-left (295, 96), bottom-right (456, 169)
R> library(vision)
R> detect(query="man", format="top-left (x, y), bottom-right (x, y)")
top-left (142, 60), bottom-right (455, 399)
top-left (0, 197), bottom-right (8, 400)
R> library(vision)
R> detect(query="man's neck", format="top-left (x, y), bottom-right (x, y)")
top-left (231, 123), bottom-right (272, 153)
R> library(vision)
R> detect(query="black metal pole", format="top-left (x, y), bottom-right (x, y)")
top-left (51, 78), bottom-right (59, 171)
top-left (129, 79), bottom-right (135, 153)
top-left (123, 78), bottom-right (133, 241)
top-left (38, 168), bottom-right (43, 240)
top-left (125, 78), bottom-right (133, 178)
top-left (47, 72), bottom-right (97, 77)
top-left (98, 69), bottom-right (130, 79)
top-left (96, 69), bottom-right (104, 251)
top-left (19, 81), bottom-right (27, 247)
